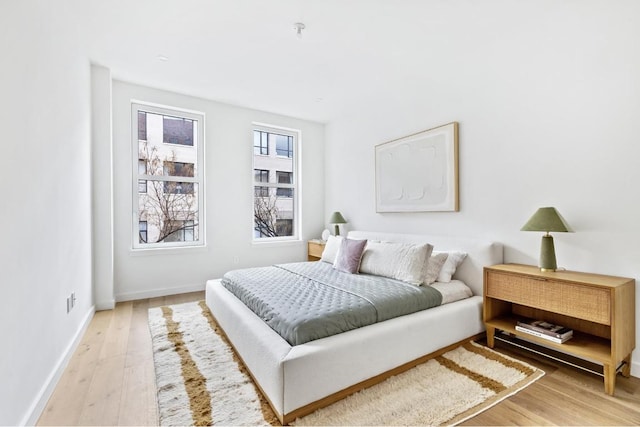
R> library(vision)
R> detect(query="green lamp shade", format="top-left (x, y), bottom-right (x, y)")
top-left (329, 211), bottom-right (347, 236)
top-left (521, 207), bottom-right (572, 272)
top-left (521, 207), bottom-right (571, 233)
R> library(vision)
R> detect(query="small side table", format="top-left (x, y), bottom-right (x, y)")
top-left (307, 240), bottom-right (326, 261)
top-left (483, 263), bottom-right (635, 395)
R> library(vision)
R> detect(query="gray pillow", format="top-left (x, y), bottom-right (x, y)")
top-left (333, 238), bottom-right (367, 274)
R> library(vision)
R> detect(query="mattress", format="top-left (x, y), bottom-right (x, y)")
top-left (221, 261), bottom-right (444, 345)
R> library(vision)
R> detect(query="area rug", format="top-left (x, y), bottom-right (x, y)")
top-left (148, 301), bottom-right (544, 426)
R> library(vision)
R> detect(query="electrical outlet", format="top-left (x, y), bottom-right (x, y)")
top-left (66, 292), bottom-right (77, 313)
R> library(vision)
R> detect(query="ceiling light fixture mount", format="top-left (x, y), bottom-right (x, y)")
top-left (293, 22), bottom-right (305, 38)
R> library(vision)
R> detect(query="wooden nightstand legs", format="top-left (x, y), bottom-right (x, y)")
top-left (605, 354), bottom-right (632, 395)
top-left (604, 364), bottom-right (617, 395)
top-left (622, 355), bottom-right (632, 377)
top-left (486, 326), bottom-right (496, 348)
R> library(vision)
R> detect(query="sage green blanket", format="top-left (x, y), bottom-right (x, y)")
top-left (221, 261), bottom-right (443, 346)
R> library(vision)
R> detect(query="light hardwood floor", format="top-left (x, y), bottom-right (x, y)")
top-left (38, 292), bottom-right (640, 426)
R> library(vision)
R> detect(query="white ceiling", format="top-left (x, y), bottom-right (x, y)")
top-left (74, 0), bottom-right (563, 123)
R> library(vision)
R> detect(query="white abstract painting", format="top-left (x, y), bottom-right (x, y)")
top-left (375, 122), bottom-right (458, 212)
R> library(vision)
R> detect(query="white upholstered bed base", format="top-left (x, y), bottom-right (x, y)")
top-left (205, 232), bottom-right (503, 424)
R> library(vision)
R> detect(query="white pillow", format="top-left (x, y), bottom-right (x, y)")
top-left (435, 251), bottom-right (467, 282)
top-left (359, 241), bottom-right (433, 285)
top-left (423, 252), bottom-right (448, 285)
top-left (430, 279), bottom-right (473, 304)
top-left (320, 235), bottom-right (343, 264)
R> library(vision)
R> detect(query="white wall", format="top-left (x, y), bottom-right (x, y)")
top-left (110, 81), bottom-right (325, 301)
top-left (325, 4), bottom-right (640, 375)
top-left (0, 2), bottom-right (94, 425)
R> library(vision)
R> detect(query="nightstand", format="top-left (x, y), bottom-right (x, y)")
top-left (483, 264), bottom-right (635, 395)
top-left (307, 240), bottom-right (326, 261)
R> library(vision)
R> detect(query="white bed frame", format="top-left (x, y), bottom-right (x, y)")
top-left (205, 231), bottom-right (503, 424)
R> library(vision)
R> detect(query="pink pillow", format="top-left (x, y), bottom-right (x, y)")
top-left (333, 238), bottom-right (367, 274)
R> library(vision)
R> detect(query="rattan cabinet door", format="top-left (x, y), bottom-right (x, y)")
top-left (486, 271), bottom-right (611, 325)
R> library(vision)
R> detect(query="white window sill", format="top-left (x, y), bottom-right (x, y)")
top-left (251, 239), bottom-right (303, 248)
top-left (129, 244), bottom-right (208, 257)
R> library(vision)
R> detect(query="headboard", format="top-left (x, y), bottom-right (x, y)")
top-left (347, 230), bottom-right (504, 296)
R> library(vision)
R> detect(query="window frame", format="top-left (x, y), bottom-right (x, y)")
top-left (252, 123), bottom-right (300, 243)
top-left (131, 102), bottom-right (205, 250)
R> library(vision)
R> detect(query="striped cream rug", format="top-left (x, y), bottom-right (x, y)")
top-left (149, 301), bottom-right (544, 426)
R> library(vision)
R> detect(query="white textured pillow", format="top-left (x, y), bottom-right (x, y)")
top-left (359, 241), bottom-right (433, 285)
top-left (435, 251), bottom-right (467, 282)
top-left (320, 235), bottom-right (343, 264)
top-left (423, 252), bottom-right (448, 285)
top-left (430, 280), bottom-right (473, 304)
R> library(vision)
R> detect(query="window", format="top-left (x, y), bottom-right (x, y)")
top-left (138, 159), bottom-right (147, 193)
top-left (276, 171), bottom-right (291, 184)
top-left (163, 161), bottom-right (195, 194)
top-left (138, 112), bottom-right (147, 140)
top-left (275, 219), bottom-right (293, 236)
top-left (276, 171), bottom-right (292, 196)
top-left (254, 169), bottom-right (269, 183)
top-left (254, 186), bottom-right (269, 197)
top-left (162, 220), bottom-right (195, 242)
top-left (164, 161), bottom-right (194, 177)
top-left (132, 103), bottom-right (204, 249)
top-left (163, 181), bottom-right (195, 194)
top-left (276, 188), bottom-right (293, 198)
top-left (252, 126), bottom-right (298, 240)
top-left (163, 115), bottom-right (194, 146)
top-left (254, 169), bottom-right (270, 197)
top-left (275, 134), bottom-right (293, 158)
top-left (139, 221), bottom-right (148, 243)
top-left (254, 130), bottom-right (269, 155)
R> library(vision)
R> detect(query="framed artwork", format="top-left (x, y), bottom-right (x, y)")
top-left (375, 122), bottom-right (459, 212)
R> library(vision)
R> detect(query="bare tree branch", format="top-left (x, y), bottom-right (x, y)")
top-left (138, 143), bottom-right (198, 243)
top-left (254, 193), bottom-right (279, 237)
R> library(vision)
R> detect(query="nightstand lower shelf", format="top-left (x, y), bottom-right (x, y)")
top-left (492, 333), bottom-right (608, 378)
top-left (485, 316), bottom-right (631, 396)
top-left (485, 315), bottom-right (612, 363)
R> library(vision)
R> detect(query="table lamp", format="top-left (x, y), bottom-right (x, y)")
top-left (521, 207), bottom-right (572, 271)
top-left (329, 211), bottom-right (347, 236)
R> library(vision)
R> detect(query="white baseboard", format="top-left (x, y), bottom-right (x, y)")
top-left (22, 305), bottom-right (95, 426)
top-left (95, 299), bottom-right (116, 311)
top-left (115, 283), bottom-right (206, 302)
top-left (631, 359), bottom-right (639, 378)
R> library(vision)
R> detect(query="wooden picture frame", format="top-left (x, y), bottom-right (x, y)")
top-left (375, 122), bottom-right (459, 212)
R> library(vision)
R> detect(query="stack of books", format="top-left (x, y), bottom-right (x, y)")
top-left (515, 318), bottom-right (573, 343)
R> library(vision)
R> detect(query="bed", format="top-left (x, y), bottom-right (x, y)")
top-left (205, 231), bottom-right (503, 424)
